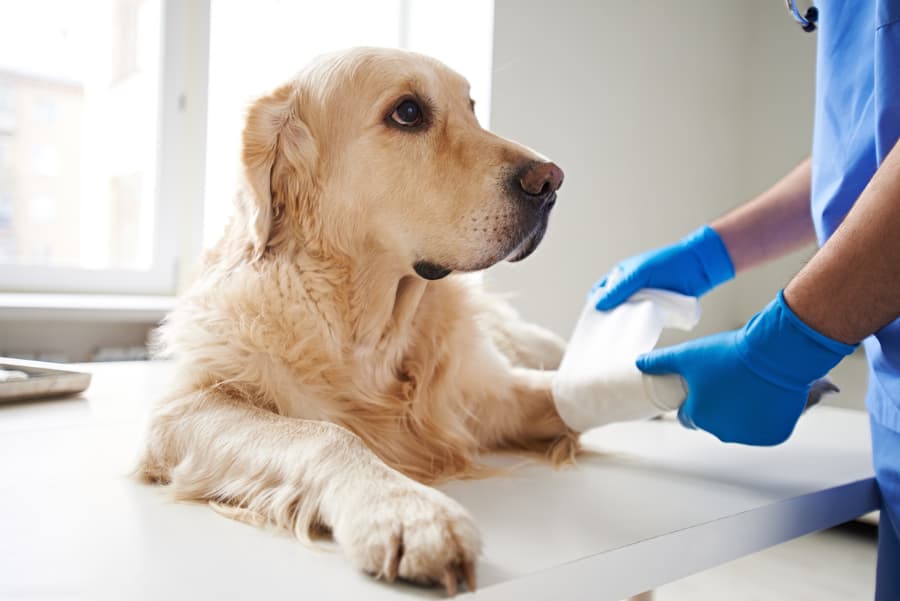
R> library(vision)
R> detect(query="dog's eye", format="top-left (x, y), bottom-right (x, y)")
top-left (391, 100), bottom-right (422, 127)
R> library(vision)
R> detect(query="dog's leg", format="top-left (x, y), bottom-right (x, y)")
top-left (494, 320), bottom-right (567, 371)
top-left (501, 367), bottom-right (580, 464)
top-left (472, 291), bottom-right (566, 370)
top-left (465, 351), bottom-right (578, 465)
top-left (139, 392), bottom-right (481, 592)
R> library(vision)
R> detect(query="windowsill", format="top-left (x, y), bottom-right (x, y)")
top-left (0, 293), bottom-right (176, 323)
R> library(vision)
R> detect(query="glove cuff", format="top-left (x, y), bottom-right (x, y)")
top-left (683, 225), bottom-right (735, 294)
top-left (739, 290), bottom-right (857, 389)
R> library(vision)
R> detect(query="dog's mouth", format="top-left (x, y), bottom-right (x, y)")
top-left (505, 206), bottom-right (551, 263)
top-left (413, 198), bottom-right (554, 280)
top-left (413, 261), bottom-right (453, 280)
top-left (505, 223), bottom-right (546, 263)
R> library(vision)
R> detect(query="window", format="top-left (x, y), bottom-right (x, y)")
top-left (111, 0), bottom-right (143, 83)
top-left (32, 97), bottom-right (58, 126)
top-left (0, 191), bottom-right (13, 256)
top-left (108, 173), bottom-right (144, 269)
top-left (30, 145), bottom-right (60, 177)
top-left (0, 0), bottom-right (171, 293)
top-left (0, 82), bottom-right (14, 133)
top-left (0, 82), bottom-right (12, 112)
top-left (0, 135), bottom-right (10, 166)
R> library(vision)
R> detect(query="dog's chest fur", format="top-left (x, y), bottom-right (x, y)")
top-left (162, 253), bottom-right (492, 482)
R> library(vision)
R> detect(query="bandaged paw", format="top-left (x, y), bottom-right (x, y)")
top-left (552, 288), bottom-right (701, 432)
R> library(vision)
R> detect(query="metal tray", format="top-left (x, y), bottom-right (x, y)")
top-left (0, 357), bottom-right (92, 402)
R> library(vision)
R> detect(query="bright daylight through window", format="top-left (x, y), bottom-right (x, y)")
top-left (0, 0), bottom-right (162, 281)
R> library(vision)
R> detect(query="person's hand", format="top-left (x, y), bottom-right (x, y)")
top-left (593, 225), bottom-right (735, 310)
top-left (636, 291), bottom-right (856, 445)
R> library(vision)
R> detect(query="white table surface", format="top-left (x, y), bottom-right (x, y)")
top-left (0, 361), bottom-right (878, 601)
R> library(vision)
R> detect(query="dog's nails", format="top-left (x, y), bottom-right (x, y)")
top-left (805, 377), bottom-right (841, 411)
top-left (441, 567), bottom-right (458, 597)
top-left (383, 532), bottom-right (402, 582)
top-left (463, 561), bottom-right (477, 592)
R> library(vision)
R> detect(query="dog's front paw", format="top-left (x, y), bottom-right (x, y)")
top-left (334, 481), bottom-right (481, 595)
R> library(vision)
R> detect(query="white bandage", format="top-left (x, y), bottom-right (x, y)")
top-left (552, 288), bottom-right (700, 432)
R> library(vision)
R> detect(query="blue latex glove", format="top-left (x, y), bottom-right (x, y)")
top-left (637, 291), bottom-right (857, 445)
top-left (594, 225), bottom-right (735, 310)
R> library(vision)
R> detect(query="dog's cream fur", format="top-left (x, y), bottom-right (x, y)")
top-left (140, 47), bottom-right (575, 593)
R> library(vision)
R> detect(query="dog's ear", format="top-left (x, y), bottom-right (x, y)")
top-left (240, 83), bottom-right (317, 258)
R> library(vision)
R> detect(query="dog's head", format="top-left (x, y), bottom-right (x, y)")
top-left (239, 47), bottom-right (563, 279)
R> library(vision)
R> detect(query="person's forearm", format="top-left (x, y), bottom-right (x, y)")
top-left (785, 141), bottom-right (900, 345)
top-left (711, 158), bottom-right (817, 273)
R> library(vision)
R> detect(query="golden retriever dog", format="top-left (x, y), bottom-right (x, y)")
top-left (139, 47), bottom-right (575, 595)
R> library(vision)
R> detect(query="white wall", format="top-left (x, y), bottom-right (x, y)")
top-left (733, 4), bottom-right (817, 320)
top-left (487, 0), bottom-right (817, 339)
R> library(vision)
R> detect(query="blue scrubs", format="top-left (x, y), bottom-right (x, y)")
top-left (811, 1), bottom-right (900, 596)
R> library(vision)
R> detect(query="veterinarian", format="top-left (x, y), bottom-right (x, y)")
top-left (593, 2), bottom-right (900, 597)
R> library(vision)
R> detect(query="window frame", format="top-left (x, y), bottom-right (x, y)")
top-left (0, 0), bottom-right (211, 296)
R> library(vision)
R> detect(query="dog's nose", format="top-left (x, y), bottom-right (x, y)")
top-left (518, 161), bottom-right (564, 205)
